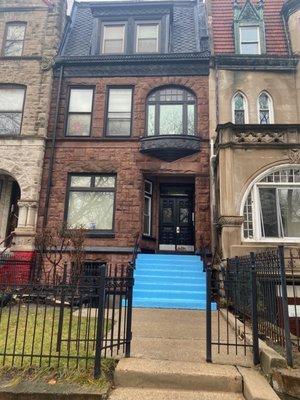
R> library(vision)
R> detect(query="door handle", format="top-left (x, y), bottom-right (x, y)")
top-left (176, 226), bottom-right (180, 234)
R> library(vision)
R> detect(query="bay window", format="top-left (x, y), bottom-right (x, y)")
top-left (243, 167), bottom-right (300, 241)
top-left (66, 174), bottom-right (116, 233)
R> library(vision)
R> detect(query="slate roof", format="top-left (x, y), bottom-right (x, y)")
top-left (210, 0), bottom-right (288, 55)
top-left (61, 0), bottom-right (209, 57)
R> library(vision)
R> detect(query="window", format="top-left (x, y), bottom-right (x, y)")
top-left (239, 26), bottom-right (260, 54)
top-left (243, 167), bottom-right (300, 241)
top-left (66, 174), bottom-right (116, 232)
top-left (258, 92), bottom-right (273, 124)
top-left (136, 23), bottom-right (159, 53)
top-left (106, 87), bottom-right (133, 136)
top-left (3, 23), bottom-right (26, 56)
top-left (232, 92), bottom-right (248, 124)
top-left (66, 88), bottom-right (94, 137)
top-left (102, 24), bottom-right (125, 54)
top-left (143, 180), bottom-right (152, 236)
top-left (0, 86), bottom-right (25, 135)
top-left (147, 87), bottom-right (196, 136)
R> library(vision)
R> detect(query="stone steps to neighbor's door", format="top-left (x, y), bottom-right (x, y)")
top-left (133, 254), bottom-right (209, 309)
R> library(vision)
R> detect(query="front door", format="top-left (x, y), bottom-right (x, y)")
top-left (159, 196), bottom-right (194, 252)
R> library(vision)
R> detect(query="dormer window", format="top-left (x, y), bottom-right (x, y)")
top-left (233, 1), bottom-right (266, 55)
top-left (101, 24), bottom-right (125, 54)
top-left (136, 23), bottom-right (159, 53)
top-left (239, 26), bottom-right (260, 55)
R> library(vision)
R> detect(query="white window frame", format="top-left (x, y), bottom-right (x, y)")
top-left (241, 165), bottom-right (300, 243)
top-left (239, 25), bottom-right (261, 55)
top-left (101, 23), bottom-right (126, 55)
top-left (257, 91), bottom-right (274, 124)
top-left (143, 180), bottom-right (153, 236)
top-left (135, 22), bottom-right (159, 54)
top-left (232, 91), bottom-right (249, 124)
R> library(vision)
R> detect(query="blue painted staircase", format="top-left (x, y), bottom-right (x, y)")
top-left (133, 253), bottom-right (207, 310)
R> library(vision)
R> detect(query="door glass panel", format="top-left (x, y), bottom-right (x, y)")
top-left (179, 207), bottom-right (189, 224)
top-left (162, 207), bottom-right (173, 223)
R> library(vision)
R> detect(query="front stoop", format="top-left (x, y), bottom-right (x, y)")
top-left (111, 358), bottom-right (281, 400)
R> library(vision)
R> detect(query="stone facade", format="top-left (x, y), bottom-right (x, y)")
top-left (38, 75), bottom-right (211, 264)
top-left (0, 0), bottom-right (66, 251)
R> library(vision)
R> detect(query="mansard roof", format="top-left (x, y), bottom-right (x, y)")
top-left (210, 0), bottom-right (288, 55)
top-left (61, 0), bottom-right (209, 57)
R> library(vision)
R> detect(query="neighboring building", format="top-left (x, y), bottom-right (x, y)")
top-left (207, 0), bottom-right (300, 258)
top-left (37, 0), bottom-right (211, 264)
top-left (0, 0), bottom-right (66, 256)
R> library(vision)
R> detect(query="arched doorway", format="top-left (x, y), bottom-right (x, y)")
top-left (0, 173), bottom-right (21, 249)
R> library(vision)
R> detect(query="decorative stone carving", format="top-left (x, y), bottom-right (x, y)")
top-left (218, 216), bottom-right (244, 228)
top-left (41, 57), bottom-right (55, 71)
top-left (234, 131), bottom-right (285, 144)
top-left (288, 149), bottom-right (300, 164)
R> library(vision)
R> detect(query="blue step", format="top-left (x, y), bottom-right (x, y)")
top-left (133, 254), bottom-right (208, 310)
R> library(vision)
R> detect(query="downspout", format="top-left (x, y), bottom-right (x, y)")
top-left (43, 64), bottom-right (64, 228)
top-left (210, 60), bottom-right (219, 252)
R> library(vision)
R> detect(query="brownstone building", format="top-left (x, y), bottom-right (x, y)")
top-left (38, 0), bottom-right (211, 264)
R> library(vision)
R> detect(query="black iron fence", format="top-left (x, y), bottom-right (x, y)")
top-left (0, 260), bottom-right (134, 378)
top-left (206, 246), bottom-right (300, 367)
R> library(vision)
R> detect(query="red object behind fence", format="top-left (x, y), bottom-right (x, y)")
top-left (0, 251), bottom-right (35, 285)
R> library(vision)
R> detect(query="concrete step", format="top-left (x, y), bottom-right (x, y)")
top-left (132, 297), bottom-right (207, 309)
top-left (134, 275), bottom-right (206, 284)
top-left (134, 282), bottom-right (206, 291)
top-left (109, 388), bottom-right (245, 400)
top-left (114, 358), bottom-right (243, 393)
top-left (133, 288), bottom-right (206, 300)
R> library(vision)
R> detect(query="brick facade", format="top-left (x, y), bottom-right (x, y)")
top-left (38, 75), bottom-right (210, 264)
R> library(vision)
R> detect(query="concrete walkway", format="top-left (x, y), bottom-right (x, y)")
top-left (131, 308), bottom-right (253, 367)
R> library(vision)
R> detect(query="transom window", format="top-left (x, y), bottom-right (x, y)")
top-left (0, 86), bottom-right (25, 135)
top-left (102, 24), bottom-right (125, 54)
top-left (258, 92), bottom-right (273, 124)
top-left (66, 174), bottom-right (116, 232)
top-left (106, 87), bottom-right (133, 136)
top-left (232, 92), bottom-right (248, 124)
top-left (243, 167), bottom-right (300, 241)
top-left (3, 23), bottom-right (26, 56)
top-left (136, 23), bottom-right (159, 53)
top-left (147, 87), bottom-right (196, 136)
top-left (239, 26), bottom-right (260, 54)
top-left (66, 88), bottom-right (94, 136)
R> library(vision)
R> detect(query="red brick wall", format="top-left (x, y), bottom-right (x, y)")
top-left (38, 75), bottom-right (210, 260)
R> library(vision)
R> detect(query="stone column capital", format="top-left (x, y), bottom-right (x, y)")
top-left (218, 215), bottom-right (244, 228)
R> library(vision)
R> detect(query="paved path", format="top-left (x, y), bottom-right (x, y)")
top-left (131, 308), bottom-right (253, 367)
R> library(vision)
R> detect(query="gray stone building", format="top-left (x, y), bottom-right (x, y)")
top-left (0, 0), bottom-right (66, 256)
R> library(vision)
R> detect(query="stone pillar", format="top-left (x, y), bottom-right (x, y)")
top-left (218, 215), bottom-right (244, 259)
top-left (12, 200), bottom-right (38, 251)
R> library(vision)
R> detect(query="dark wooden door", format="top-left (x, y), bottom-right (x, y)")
top-left (159, 196), bottom-right (194, 251)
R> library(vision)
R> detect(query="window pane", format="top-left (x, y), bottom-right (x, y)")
top-left (104, 25), bottom-right (124, 40)
top-left (145, 180), bottom-right (152, 195)
top-left (107, 118), bottom-right (131, 136)
top-left (235, 110), bottom-right (245, 124)
top-left (0, 113), bottom-right (22, 135)
top-left (187, 104), bottom-right (195, 135)
top-left (147, 105), bottom-right (155, 136)
top-left (108, 89), bottom-right (132, 113)
top-left (234, 94), bottom-right (244, 111)
top-left (259, 94), bottom-right (269, 110)
top-left (143, 196), bottom-right (151, 235)
top-left (68, 191), bottom-right (114, 230)
top-left (241, 43), bottom-right (259, 54)
top-left (4, 41), bottom-right (23, 56)
top-left (259, 188), bottom-right (279, 237)
top-left (103, 25), bottom-right (124, 54)
top-left (95, 176), bottom-right (115, 188)
top-left (260, 110), bottom-right (270, 124)
top-left (7, 24), bottom-right (26, 41)
top-left (279, 189), bottom-right (300, 237)
top-left (67, 114), bottom-right (91, 136)
top-left (240, 27), bottom-right (259, 42)
top-left (159, 105), bottom-right (183, 135)
top-left (137, 38), bottom-right (158, 53)
top-left (103, 40), bottom-right (124, 54)
top-left (69, 89), bottom-right (93, 112)
top-left (137, 24), bottom-right (158, 39)
top-left (0, 88), bottom-right (25, 111)
top-left (70, 176), bottom-right (91, 187)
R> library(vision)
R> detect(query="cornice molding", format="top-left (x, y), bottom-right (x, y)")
top-left (281, 0), bottom-right (300, 19)
top-left (213, 54), bottom-right (298, 71)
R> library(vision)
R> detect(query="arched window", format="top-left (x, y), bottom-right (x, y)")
top-left (232, 92), bottom-right (248, 124)
top-left (258, 91), bottom-right (274, 124)
top-left (242, 166), bottom-right (300, 241)
top-left (146, 86), bottom-right (196, 136)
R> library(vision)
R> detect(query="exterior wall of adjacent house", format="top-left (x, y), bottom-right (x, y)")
top-left (208, 0), bottom-right (300, 259)
top-left (0, 0), bottom-right (66, 252)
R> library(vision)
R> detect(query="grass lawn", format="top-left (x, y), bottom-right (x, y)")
top-left (0, 302), bottom-right (112, 373)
